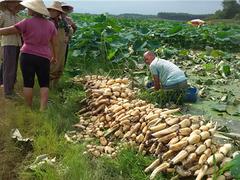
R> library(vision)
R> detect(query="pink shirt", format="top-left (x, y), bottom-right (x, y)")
top-left (15, 17), bottom-right (57, 60)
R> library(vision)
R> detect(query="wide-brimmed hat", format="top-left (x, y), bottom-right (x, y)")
top-left (47, 1), bottom-right (65, 13)
top-left (0, 0), bottom-right (22, 10)
top-left (0, 0), bottom-right (21, 3)
top-left (20, 0), bottom-right (49, 16)
top-left (61, 3), bottom-right (73, 13)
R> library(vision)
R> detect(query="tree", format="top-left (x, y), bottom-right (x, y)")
top-left (234, 13), bottom-right (240, 19)
top-left (210, 10), bottom-right (225, 19)
top-left (222, 0), bottom-right (240, 18)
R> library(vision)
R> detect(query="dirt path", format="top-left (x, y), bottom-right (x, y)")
top-left (0, 87), bottom-right (26, 180)
top-left (0, 88), bottom-right (16, 179)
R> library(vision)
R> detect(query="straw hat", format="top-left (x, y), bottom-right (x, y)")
top-left (0, 0), bottom-right (21, 3)
top-left (62, 2), bottom-right (74, 12)
top-left (20, 0), bottom-right (49, 16)
top-left (47, 1), bottom-right (65, 13)
top-left (0, 0), bottom-right (21, 10)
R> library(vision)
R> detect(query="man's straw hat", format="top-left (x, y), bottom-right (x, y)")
top-left (61, 2), bottom-right (73, 13)
top-left (0, 0), bottom-right (21, 3)
top-left (20, 0), bottom-right (50, 16)
top-left (0, 0), bottom-right (21, 10)
top-left (47, 1), bottom-right (65, 13)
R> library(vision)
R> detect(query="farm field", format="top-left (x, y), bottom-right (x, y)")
top-left (0, 14), bottom-right (240, 180)
top-left (69, 14), bottom-right (240, 129)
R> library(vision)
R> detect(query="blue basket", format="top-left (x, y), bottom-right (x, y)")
top-left (183, 87), bottom-right (198, 103)
top-left (146, 81), bottom-right (154, 88)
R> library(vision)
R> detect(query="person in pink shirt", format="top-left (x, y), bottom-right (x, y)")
top-left (0, 0), bottom-right (58, 111)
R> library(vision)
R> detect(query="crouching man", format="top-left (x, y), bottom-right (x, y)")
top-left (144, 51), bottom-right (188, 91)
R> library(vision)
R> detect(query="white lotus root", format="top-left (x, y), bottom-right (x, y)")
top-left (67, 75), bottom-right (236, 180)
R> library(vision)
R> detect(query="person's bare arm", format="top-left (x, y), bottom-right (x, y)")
top-left (50, 34), bottom-right (58, 63)
top-left (153, 75), bottom-right (161, 90)
top-left (0, 26), bottom-right (19, 35)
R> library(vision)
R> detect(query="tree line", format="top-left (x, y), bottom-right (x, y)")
top-left (117, 0), bottom-right (240, 21)
top-left (212, 0), bottom-right (240, 19)
top-left (157, 0), bottom-right (240, 20)
top-left (157, 12), bottom-right (211, 21)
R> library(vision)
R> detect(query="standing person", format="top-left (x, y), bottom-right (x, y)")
top-left (0, 0), bottom-right (58, 111)
top-left (61, 2), bottom-right (77, 65)
top-left (48, 1), bottom-right (69, 88)
top-left (61, 3), bottom-right (77, 33)
top-left (0, 0), bottom-right (22, 98)
top-left (144, 51), bottom-right (188, 90)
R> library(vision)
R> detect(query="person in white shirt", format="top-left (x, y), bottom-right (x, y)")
top-left (144, 51), bottom-right (188, 91)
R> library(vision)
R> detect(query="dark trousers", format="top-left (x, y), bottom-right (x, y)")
top-left (20, 53), bottom-right (50, 88)
top-left (163, 80), bottom-right (188, 90)
top-left (3, 46), bottom-right (20, 95)
top-left (157, 80), bottom-right (189, 106)
top-left (64, 43), bottom-right (69, 66)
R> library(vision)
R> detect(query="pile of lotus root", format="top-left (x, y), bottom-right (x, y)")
top-left (66, 75), bottom-right (238, 180)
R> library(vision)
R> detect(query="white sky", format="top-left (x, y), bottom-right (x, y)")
top-left (44, 0), bottom-right (223, 15)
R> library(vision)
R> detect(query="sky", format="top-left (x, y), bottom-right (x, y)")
top-left (44, 0), bottom-right (223, 15)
